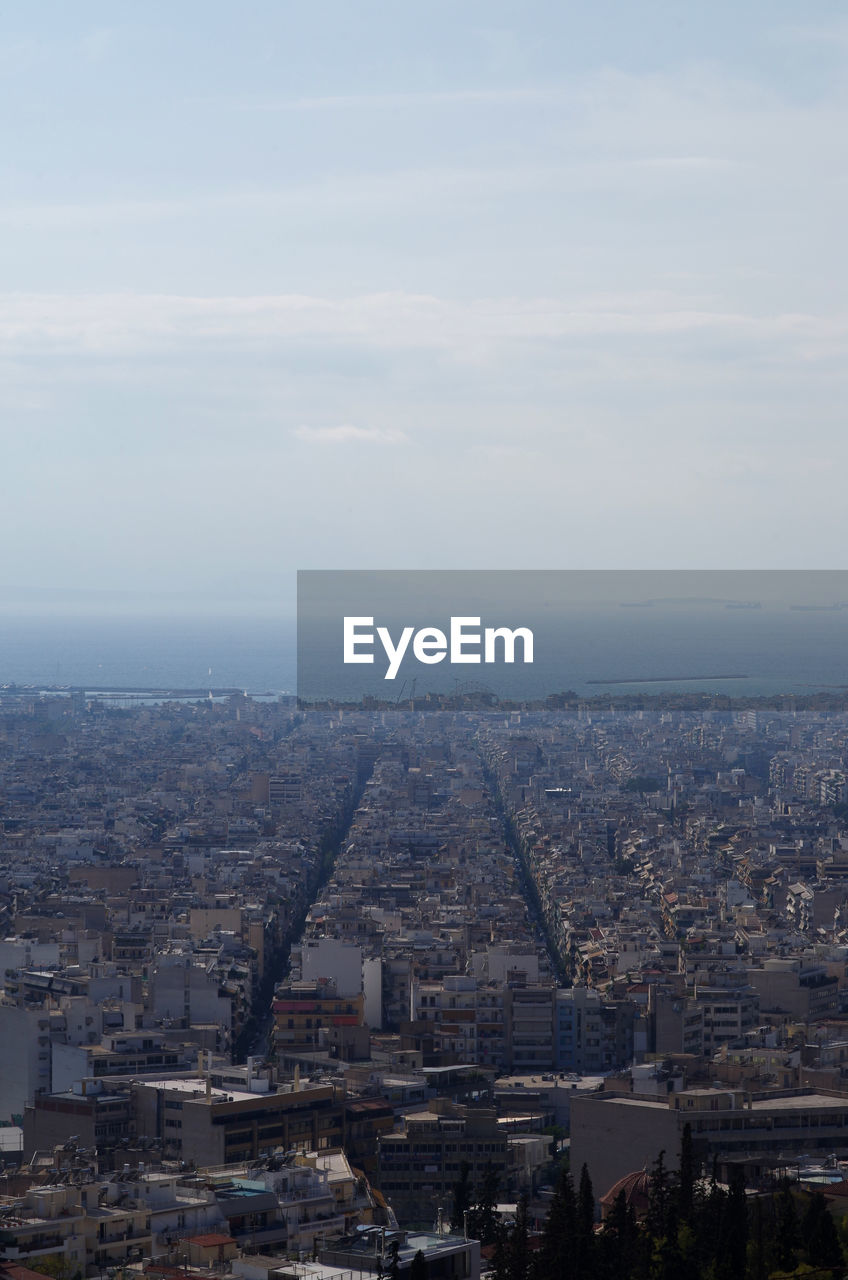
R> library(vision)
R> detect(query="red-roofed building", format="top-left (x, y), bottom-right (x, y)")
top-left (0, 1263), bottom-right (59, 1280)
top-left (599, 1168), bottom-right (652, 1221)
top-left (186, 1233), bottom-right (238, 1266)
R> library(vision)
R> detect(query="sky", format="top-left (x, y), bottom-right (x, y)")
top-left (2, 1), bottom-right (848, 614)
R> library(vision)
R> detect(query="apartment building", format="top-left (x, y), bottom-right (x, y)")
top-left (133, 1078), bottom-right (345, 1165)
top-left (555, 987), bottom-right (635, 1073)
top-left (378, 1100), bottom-right (508, 1223)
top-left (571, 1085), bottom-right (848, 1203)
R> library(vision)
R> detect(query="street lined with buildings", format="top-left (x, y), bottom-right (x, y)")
top-left (5, 693), bottom-right (848, 1272)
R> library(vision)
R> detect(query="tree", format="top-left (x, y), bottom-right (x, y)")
top-left (507, 1195), bottom-right (531, 1280)
top-left (648, 1199), bottom-right (684, 1280)
top-left (576, 1164), bottom-right (596, 1279)
top-left (773, 1179), bottom-right (799, 1275)
top-left (451, 1160), bottom-right (473, 1234)
top-left (491, 1220), bottom-right (512, 1280)
top-left (676, 1123), bottom-right (694, 1225)
top-left (536, 1165), bottom-right (576, 1280)
top-left (645, 1150), bottom-right (673, 1243)
top-left (545, 1122), bottom-right (567, 1160)
top-left (598, 1188), bottom-right (639, 1280)
top-left (386, 1239), bottom-right (401, 1280)
top-left (746, 1196), bottom-right (768, 1280)
top-left (624, 776), bottom-right (661, 794)
top-left (468, 1160), bottom-right (501, 1245)
top-left (692, 1174), bottom-right (727, 1279)
top-left (410, 1249), bottom-right (429, 1280)
top-left (802, 1190), bottom-right (844, 1273)
top-left (641, 1149), bottom-right (690, 1280)
top-left (27, 1260), bottom-right (72, 1280)
top-left (715, 1166), bottom-right (747, 1280)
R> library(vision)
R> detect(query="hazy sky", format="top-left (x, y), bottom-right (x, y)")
top-left (3, 2), bottom-right (848, 612)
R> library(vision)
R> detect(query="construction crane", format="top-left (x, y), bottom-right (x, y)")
top-left (394, 677), bottom-right (417, 707)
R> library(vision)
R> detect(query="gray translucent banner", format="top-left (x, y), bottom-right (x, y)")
top-left (296, 570), bottom-right (848, 705)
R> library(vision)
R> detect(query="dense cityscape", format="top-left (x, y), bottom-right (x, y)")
top-left (5, 0), bottom-right (846, 1273)
top-left (2, 691), bottom-right (848, 1275)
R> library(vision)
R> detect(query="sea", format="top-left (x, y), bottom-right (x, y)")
top-left (2, 604), bottom-right (848, 701)
top-left (0, 615), bottom-right (299, 695)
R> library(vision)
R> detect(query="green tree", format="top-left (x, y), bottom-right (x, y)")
top-left (598, 1189), bottom-right (639, 1280)
top-left (451, 1160), bottom-right (473, 1234)
top-left (690, 1166), bottom-right (726, 1277)
top-left (27, 1259), bottom-right (71, 1280)
top-left (646, 1197), bottom-right (684, 1280)
top-left (624, 776), bottom-right (661, 794)
top-left (641, 1149), bottom-right (690, 1280)
top-left (645, 1150), bottom-right (673, 1244)
top-left (774, 1179), bottom-right (799, 1275)
top-left (801, 1191), bottom-right (844, 1274)
top-left (715, 1166), bottom-right (747, 1280)
top-left (676, 1123), bottom-right (695, 1225)
top-left (507, 1195), bottom-right (531, 1280)
top-left (545, 1123), bottom-right (567, 1160)
top-left (491, 1220), bottom-right (512, 1280)
top-left (535, 1164), bottom-right (576, 1280)
top-left (409, 1249), bottom-right (429, 1280)
top-left (746, 1196), bottom-right (768, 1280)
top-left (576, 1164), bottom-right (596, 1279)
top-left (835, 1208), bottom-right (848, 1267)
top-left (468, 1160), bottom-right (501, 1246)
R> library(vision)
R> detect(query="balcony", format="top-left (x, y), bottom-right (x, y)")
top-left (97, 1230), bottom-right (151, 1247)
top-left (0, 1231), bottom-right (70, 1257)
top-left (231, 1223), bottom-right (288, 1248)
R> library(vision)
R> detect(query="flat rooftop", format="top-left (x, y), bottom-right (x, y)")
top-left (597, 1091), bottom-right (848, 1113)
top-left (136, 1079), bottom-right (256, 1102)
top-left (495, 1073), bottom-right (605, 1090)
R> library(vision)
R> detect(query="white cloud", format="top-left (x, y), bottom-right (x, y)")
top-left (0, 289), bottom-right (844, 365)
top-left (0, 163), bottom-right (564, 231)
top-left (79, 27), bottom-right (115, 64)
top-left (768, 18), bottom-right (848, 49)
top-left (293, 424), bottom-right (408, 445)
top-left (235, 86), bottom-right (570, 112)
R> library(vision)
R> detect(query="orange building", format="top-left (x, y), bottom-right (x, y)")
top-left (273, 979), bottom-right (365, 1054)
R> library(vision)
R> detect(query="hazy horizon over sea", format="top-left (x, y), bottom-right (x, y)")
top-left (0, 615), bottom-right (299, 693)
top-left (3, 605), bottom-right (848, 700)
